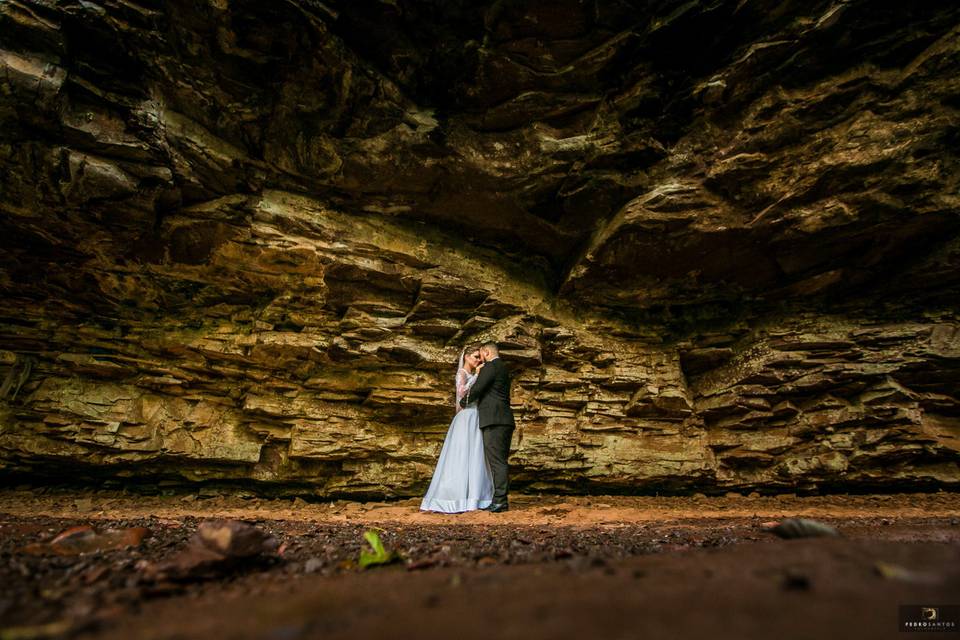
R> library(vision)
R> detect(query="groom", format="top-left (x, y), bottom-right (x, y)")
top-left (460, 341), bottom-right (515, 512)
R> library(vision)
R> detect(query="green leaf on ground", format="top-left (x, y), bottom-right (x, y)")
top-left (358, 529), bottom-right (399, 569)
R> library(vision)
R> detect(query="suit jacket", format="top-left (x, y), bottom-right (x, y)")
top-left (463, 357), bottom-right (515, 429)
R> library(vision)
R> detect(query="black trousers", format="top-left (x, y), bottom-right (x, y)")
top-left (481, 423), bottom-right (514, 504)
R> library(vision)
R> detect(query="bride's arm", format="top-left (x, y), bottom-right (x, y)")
top-left (455, 368), bottom-right (470, 411)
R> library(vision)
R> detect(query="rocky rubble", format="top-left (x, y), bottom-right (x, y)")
top-left (0, 0), bottom-right (958, 495)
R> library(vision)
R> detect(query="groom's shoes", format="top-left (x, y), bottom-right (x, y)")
top-left (483, 502), bottom-right (509, 513)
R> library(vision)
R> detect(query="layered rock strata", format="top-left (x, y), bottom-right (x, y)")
top-left (1, 0), bottom-right (958, 495)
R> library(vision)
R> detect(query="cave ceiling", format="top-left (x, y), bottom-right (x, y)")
top-left (4, 0), bottom-right (957, 320)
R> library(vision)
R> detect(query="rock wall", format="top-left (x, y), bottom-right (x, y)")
top-left (1, 0), bottom-right (958, 495)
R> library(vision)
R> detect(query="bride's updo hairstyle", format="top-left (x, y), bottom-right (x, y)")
top-left (461, 343), bottom-right (482, 364)
top-left (457, 344), bottom-right (479, 373)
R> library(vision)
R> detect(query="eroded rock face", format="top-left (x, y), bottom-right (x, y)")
top-left (1, 0), bottom-right (958, 495)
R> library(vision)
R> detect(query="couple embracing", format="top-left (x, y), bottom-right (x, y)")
top-left (420, 341), bottom-right (514, 514)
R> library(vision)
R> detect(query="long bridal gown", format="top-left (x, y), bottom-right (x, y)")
top-left (420, 368), bottom-right (494, 513)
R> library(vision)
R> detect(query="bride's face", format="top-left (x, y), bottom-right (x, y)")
top-left (465, 350), bottom-right (482, 372)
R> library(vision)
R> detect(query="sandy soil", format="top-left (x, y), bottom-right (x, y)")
top-left (3, 487), bottom-right (959, 526)
top-left (1, 488), bottom-right (958, 640)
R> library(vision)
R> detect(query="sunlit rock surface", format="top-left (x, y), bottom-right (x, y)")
top-left (1, 0), bottom-right (958, 496)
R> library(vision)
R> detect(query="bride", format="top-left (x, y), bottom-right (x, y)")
top-left (420, 345), bottom-right (494, 513)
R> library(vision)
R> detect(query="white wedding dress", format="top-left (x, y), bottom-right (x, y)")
top-left (420, 366), bottom-right (494, 513)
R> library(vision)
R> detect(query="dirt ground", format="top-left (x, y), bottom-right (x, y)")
top-left (1, 488), bottom-right (959, 640)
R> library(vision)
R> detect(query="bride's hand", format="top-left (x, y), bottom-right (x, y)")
top-left (475, 362), bottom-right (485, 371)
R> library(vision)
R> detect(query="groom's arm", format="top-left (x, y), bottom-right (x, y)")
top-left (462, 361), bottom-right (496, 406)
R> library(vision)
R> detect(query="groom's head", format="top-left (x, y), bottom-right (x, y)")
top-left (480, 341), bottom-right (499, 361)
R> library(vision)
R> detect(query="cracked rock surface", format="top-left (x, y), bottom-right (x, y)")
top-left (1, 0), bottom-right (958, 495)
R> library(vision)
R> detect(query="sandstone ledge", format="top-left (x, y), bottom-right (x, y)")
top-left (1, 1), bottom-right (958, 496)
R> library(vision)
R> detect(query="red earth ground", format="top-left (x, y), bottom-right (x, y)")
top-left (1, 488), bottom-right (958, 639)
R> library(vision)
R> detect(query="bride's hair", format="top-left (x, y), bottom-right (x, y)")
top-left (460, 343), bottom-right (481, 366)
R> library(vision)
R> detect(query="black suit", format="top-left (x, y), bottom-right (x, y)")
top-left (461, 357), bottom-right (514, 504)
top-left (464, 357), bottom-right (515, 429)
